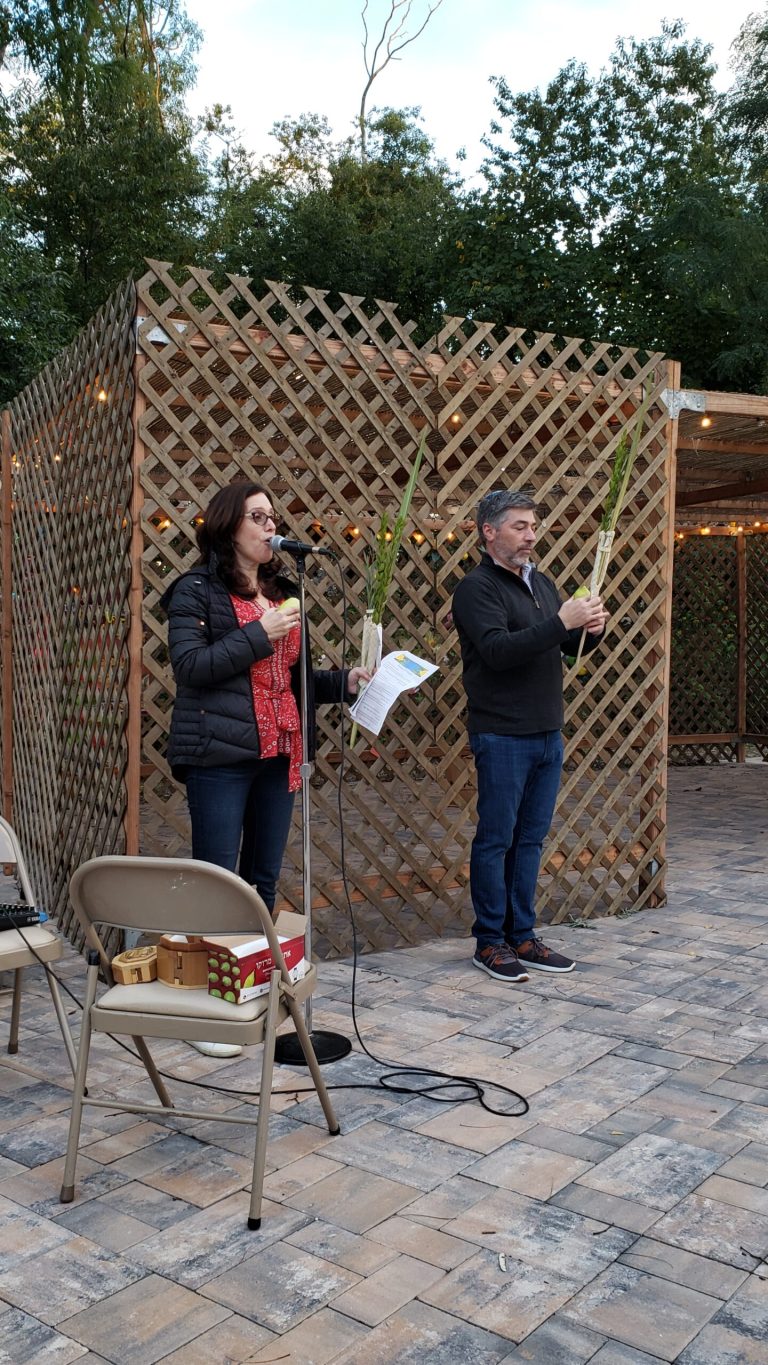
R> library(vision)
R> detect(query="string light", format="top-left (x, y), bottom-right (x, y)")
top-left (677, 523), bottom-right (768, 537)
top-left (700, 416), bottom-right (712, 428)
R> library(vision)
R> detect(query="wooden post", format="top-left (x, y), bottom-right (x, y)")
top-left (124, 337), bottom-right (147, 855)
top-left (639, 358), bottom-right (680, 909)
top-left (736, 531), bottom-right (747, 763)
top-left (1, 409), bottom-right (13, 822)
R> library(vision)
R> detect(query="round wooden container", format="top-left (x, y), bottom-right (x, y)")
top-left (156, 935), bottom-right (209, 989)
top-left (112, 946), bottom-right (157, 985)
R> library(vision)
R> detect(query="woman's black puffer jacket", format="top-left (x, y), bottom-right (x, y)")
top-left (160, 562), bottom-right (350, 780)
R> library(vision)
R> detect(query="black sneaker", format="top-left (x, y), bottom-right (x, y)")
top-left (515, 936), bottom-right (575, 973)
top-left (473, 943), bottom-right (529, 983)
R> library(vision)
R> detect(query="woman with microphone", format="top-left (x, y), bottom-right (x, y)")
top-left (161, 480), bottom-right (369, 1056)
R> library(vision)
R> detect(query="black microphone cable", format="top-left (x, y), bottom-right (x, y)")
top-left (3, 549), bottom-right (529, 1119)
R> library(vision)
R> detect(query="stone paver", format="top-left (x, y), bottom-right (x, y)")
top-left (59, 1276), bottom-right (230, 1364)
top-left (1, 764), bottom-right (768, 1360)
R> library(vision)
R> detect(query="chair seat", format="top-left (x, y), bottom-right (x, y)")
top-left (0, 925), bottom-right (63, 971)
top-left (96, 964), bottom-right (315, 1022)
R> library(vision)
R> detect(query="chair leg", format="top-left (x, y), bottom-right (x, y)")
top-left (60, 959), bottom-right (98, 1203)
top-left (131, 1036), bottom-right (174, 1108)
top-left (8, 968), bottom-right (22, 1054)
top-left (248, 971), bottom-right (281, 1231)
top-left (286, 994), bottom-right (340, 1136)
top-left (45, 968), bottom-right (78, 1078)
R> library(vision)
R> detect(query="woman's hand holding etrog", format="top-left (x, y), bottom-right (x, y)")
top-left (261, 604), bottom-right (300, 642)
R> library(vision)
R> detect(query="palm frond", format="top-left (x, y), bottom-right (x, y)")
top-left (367, 434), bottom-right (426, 625)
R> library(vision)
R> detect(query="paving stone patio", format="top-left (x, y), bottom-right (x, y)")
top-left (1, 764), bottom-right (768, 1363)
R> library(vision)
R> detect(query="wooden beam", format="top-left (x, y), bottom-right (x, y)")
top-left (677, 438), bottom-right (768, 457)
top-left (1, 410), bottom-right (12, 823)
top-left (736, 533), bottom-right (747, 764)
top-left (669, 733), bottom-right (739, 745)
top-left (696, 391), bottom-right (768, 418)
top-left (125, 348), bottom-right (146, 856)
top-left (676, 474), bottom-right (768, 506)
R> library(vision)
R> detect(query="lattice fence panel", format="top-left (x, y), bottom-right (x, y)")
top-left (137, 267), bottom-right (674, 952)
top-left (4, 281), bottom-right (135, 939)
top-left (746, 535), bottom-right (768, 759)
top-left (431, 321), bottom-right (672, 922)
top-left (668, 537), bottom-right (739, 765)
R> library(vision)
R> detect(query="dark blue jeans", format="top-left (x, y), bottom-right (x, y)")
top-left (185, 756), bottom-right (295, 912)
top-left (469, 730), bottom-right (564, 951)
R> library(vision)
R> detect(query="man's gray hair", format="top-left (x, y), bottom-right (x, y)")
top-left (476, 489), bottom-right (537, 547)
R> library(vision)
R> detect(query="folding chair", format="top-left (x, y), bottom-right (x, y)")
top-left (0, 815), bottom-right (77, 1076)
top-left (59, 855), bottom-right (340, 1229)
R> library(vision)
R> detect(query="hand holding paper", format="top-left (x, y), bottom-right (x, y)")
top-left (348, 650), bottom-right (439, 736)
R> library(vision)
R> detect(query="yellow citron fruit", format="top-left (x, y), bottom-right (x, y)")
top-left (278, 597), bottom-right (299, 612)
top-left (573, 585), bottom-right (590, 599)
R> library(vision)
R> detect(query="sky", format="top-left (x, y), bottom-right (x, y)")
top-left (182, 0), bottom-right (760, 174)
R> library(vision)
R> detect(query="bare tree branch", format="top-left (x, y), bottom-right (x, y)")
top-left (359, 0), bottom-right (446, 159)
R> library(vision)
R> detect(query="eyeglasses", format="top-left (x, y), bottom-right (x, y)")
top-left (243, 510), bottom-right (276, 528)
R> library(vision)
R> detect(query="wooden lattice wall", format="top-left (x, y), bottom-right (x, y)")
top-left (136, 264), bottom-right (676, 955)
top-left (669, 532), bottom-right (768, 764)
top-left (0, 281), bottom-right (136, 937)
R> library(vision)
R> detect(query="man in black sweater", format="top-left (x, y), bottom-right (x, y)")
top-left (452, 490), bottom-right (607, 983)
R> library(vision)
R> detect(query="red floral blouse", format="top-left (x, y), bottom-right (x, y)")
top-left (230, 594), bottom-right (302, 792)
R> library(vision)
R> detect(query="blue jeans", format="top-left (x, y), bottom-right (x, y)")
top-left (469, 730), bottom-right (564, 951)
top-left (185, 757), bottom-right (295, 912)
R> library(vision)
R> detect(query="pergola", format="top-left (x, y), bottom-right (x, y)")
top-left (675, 388), bottom-right (768, 528)
top-left (670, 390), bottom-right (768, 763)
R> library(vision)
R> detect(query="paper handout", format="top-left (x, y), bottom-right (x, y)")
top-left (348, 650), bottom-right (439, 737)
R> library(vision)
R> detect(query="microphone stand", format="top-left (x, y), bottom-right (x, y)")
top-left (273, 547), bottom-right (352, 1066)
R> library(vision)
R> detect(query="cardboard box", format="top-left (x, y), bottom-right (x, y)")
top-left (203, 911), bottom-right (307, 1004)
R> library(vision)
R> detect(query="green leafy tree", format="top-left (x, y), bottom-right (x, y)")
top-left (205, 108), bottom-right (462, 343)
top-left (0, 199), bottom-right (72, 399)
top-left (452, 21), bottom-right (768, 391)
top-left (727, 8), bottom-right (768, 191)
top-left (1, 1), bottom-right (206, 397)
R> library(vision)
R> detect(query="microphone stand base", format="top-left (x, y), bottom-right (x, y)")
top-left (274, 1029), bottom-right (352, 1066)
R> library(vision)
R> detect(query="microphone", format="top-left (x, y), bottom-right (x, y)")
top-left (270, 535), bottom-right (334, 557)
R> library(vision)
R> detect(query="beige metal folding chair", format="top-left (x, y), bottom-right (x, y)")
top-left (59, 855), bottom-right (340, 1229)
top-left (0, 815), bottom-right (77, 1076)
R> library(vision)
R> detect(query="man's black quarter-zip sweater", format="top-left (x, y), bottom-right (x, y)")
top-left (452, 553), bottom-right (594, 735)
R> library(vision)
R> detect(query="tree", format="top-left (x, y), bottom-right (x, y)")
top-left (727, 8), bottom-right (768, 191)
top-left (1, 1), bottom-right (207, 396)
top-left (0, 200), bottom-right (72, 401)
top-left (358, 0), bottom-right (446, 160)
top-left (204, 107), bottom-right (462, 343)
top-left (452, 21), bottom-right (768, 391)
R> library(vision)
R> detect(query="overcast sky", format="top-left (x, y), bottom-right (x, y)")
top-left (182, 0), bottom-right (759, 172)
